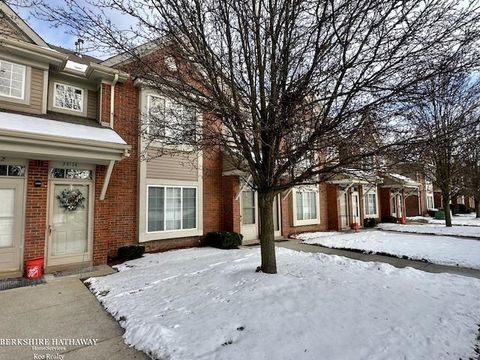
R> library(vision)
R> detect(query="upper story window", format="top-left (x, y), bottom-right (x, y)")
top-left (0, 60), bottom-right (26, 100)
top-left (54, 82), bottom-right (84, 112)
top-left (147, 94), bottom-right (197, 142)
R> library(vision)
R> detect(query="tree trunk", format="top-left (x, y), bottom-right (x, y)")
top-left (442, 192), bottom-right (452, 227)
top-left (475, 196), bottom-right (480, 218)
top-left (257, 191), bottom-right (277, 274)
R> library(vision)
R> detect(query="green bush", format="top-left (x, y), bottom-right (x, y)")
top-left (363, 218), bottom-right (378, 228)
top-left (118, 245), bottom-right (145, 260)
top-left (205, 231), bottom-right (243, 249)
top-left (457, 204), bottom-right (469, 214)
top-left (435, 209), bottom-right (445, 220)
top-left (382, 215), bottom-right (398, 223)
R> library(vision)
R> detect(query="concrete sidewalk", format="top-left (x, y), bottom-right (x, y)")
top-left (0, 273), bottom-right (148, 360)
top-left (277, 239), bottom-right (480, 279)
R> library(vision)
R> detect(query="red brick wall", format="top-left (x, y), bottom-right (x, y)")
top-left (222, 175), bottom-right (241, 233)
top-left (326, 184), bottom-right (340, 231)
top-left (379, 187), bottom-right (391, 220)
top-left (203, 149), bottom-right (224, 234)
top-left (405, 195), bottom-right (420, 217)
top-left (24, 160), bottom-right (49, 262)
top-left (94, 80), bottom-right (140, 261)
top-left (434, 191), bottom-right (442, 208)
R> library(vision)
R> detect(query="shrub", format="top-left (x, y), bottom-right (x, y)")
top-left (451, 204), bottom-right (459, 215)
top-left (457, 204), bottom-right (469, 214)
top-left (435, 209), bottom-right (445, 220)
top-left (382, 215), bottom-right (398, 223)
top-left (205, 231), bottom-right (243, 249)
top-left (118, 245), bottom-right (145, 260)
top-left (363, 218), bottom-right (378, 228)
top-left (427, 209), bottom-right (437, 217)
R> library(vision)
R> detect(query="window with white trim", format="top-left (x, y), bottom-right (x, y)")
top-left (295, 190), bottom-right (318, 222)
top-left (147, 95), bottom-right (196, 141)
top-left (0, 60), bottom-right (26, 99)
top-left (54, 82), bottom-right (84, 112)
top-left (147, 186), bottom-right (197, 232)
top-left (426, 194), bottom-right (434, 209)
top-left (364, 192), bottom-right (377, 216)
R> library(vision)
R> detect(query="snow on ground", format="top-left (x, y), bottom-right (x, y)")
top-left (87, 247), bottom-right (480, 360)
top-left (299, 230), bottom-right (480, 269)
top-left (378, 222), bottom-right (480, 238)
top-left (408, 213), bottom-right (480, 227)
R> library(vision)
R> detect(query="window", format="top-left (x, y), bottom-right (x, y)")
top-left (364, 192), bottom-right (377, 216)
top-left (295, 189), bottom-right (319, 225)
top-left (0, 60), bottom-right (26, 99)
top-left (241, 190), bottom-right (256, 225)
top-left (147, 186), bottom-right (197, 232)
top-left (54, 82), bottom-right (84, 112)
top-left (0, 164), bottom-right (25, 177)
top-left (147, 95), bottom-right (197, 141)
top-left (50, 168), bottom-right (93, 180)
top-left (427, 194), bottom-right (434, 209)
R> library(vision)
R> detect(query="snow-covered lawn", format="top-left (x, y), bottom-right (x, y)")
top-left (408, 213), bottom-right (480, 227)
top-left (87, 247), bottom-right (480, 360)
top-left (378, 222), bottom-right (480, 238)
top-left (299, 230), bottom-right (480, 269)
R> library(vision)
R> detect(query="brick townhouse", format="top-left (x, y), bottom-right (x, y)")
top-left (2, 4), bottom-right (467, 279)
top-left (0, 4), bottom-right (331, 278)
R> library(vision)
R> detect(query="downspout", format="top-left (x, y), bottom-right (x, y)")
top-left (110, 74), bottom-right (119, 128)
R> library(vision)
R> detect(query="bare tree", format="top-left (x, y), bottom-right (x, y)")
top-left (400, 72), bottom-right (480, 226)
top-left (22, 0), bottom-right (480, 272)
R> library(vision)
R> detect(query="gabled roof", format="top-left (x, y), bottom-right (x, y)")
top-left (381, 173), bottom-right (419, 188)
top-left (48, 44), bottom-right (102, 65)
top-left (0, 2), bottom-right (49, 48)
top-left (101, 38), bottom-right (167, 67)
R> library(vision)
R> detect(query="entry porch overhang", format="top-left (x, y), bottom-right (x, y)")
top-left (380, 173), bottom-right (419, 190)
top-left (328, 169), bottom-right (382, 187)
top-left (0, 112), bottom-right (131, 199)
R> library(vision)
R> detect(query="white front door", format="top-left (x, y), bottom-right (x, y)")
top-left (339, 191), bottom-right (349, 229)
top-left (47, 183), bottom-right (92, 267)
top-left (0, 179), bottom-right (24, 273)
top-left (273, 194), bottom-right (281, 238)
top-left (351, 191), bottom-right (360, 224)
top-left (240, 190), bottom-right (258, 242)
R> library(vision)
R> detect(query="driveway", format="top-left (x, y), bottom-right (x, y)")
top-left (0, 274), bottom-right (148, 359)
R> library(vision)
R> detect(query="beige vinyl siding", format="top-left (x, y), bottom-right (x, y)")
top-left (87, 90), bottom-right (98, 119)
top-left (0, 66), bottom-right (43, 114)
top-left (146, 150), bottom-right (198, 181)
top-left (0, 18), bottom-right (32, 42)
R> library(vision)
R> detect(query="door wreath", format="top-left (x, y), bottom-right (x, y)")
top-left (57, 189), bottom-right (86, 211)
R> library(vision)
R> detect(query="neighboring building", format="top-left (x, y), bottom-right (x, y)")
top-left (326, 171), bottom-right (381, 230)
top-left (2, 5), bottom-right (471, 279)
top-left (379, 173), bottom-right (420, 219)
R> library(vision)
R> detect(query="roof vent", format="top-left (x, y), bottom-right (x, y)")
top-left (75, 38), bottom-right (84, 56)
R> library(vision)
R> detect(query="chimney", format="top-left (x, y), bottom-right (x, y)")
top-left (75, 38), bottom-right (84, 56)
